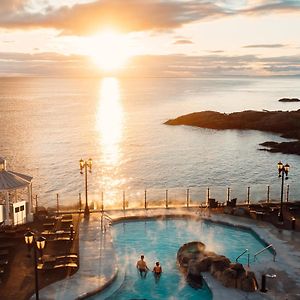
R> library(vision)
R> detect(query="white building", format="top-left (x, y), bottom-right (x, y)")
top-left (0, 157), bottom-right (33, 226)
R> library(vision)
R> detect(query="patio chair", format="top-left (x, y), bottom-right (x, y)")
top-left (53, 262), bottom-right (78, 269)
top-left (208, 198), bottom-right (218, 208)
top-left (0, 259), bottom-right (8, 266)
top-left (0, 249), bottom-right (9, 256)
top-left (227, 198), bottom-right (237, 207)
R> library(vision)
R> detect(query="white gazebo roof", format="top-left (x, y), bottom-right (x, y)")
top-left (0, 170), bottom-right (33, 191)
top-left (0, 157), bottom-right (33, 191)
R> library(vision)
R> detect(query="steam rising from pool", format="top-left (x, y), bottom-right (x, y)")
top-left (92, 217), bottom-right (272, 299)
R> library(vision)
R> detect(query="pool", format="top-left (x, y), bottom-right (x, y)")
top-left (92, 218), bottom-right (272, 299)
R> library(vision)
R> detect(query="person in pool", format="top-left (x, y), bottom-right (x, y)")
top-left (152, 261), bottom-right (162, 283)
top-left (136, 255), bottom-right (149, 277)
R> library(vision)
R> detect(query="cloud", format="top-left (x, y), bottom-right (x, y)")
top-left (0, 0), bottom-right (228, 35)
top-left (0, 1), bottom-right (300, 35)
top-left (207, 50), bottom-right (224, 53)
top-left (243, 44), bottom-right (286, 48)
top-left (0, 51), bottom-right (93, 77)
top-left (241, 0), bottom-right (300, 15)
top-left (0, 51), bottom-right (84, 62)
top-left (173, 39), bottom-right (193, 45)
top-left (0, 0), bottom-right (26, 13)
top-left (264, 65), bottom-right (300, 73)
top-left (1, 51), bottom-right (300, 77)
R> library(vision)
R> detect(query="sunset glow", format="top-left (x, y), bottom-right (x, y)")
top-left (1, 0), bottom-right (299, 77)
top-left (86, 30), bottom-right (132, 71)
top-left (1, 1), bottom-right (300, 299)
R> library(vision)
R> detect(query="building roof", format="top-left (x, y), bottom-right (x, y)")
top-left (0, 170), bottom-right (32, 191)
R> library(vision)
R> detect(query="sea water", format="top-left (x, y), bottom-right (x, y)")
top-left (1, 76), bottom-right (300, 207)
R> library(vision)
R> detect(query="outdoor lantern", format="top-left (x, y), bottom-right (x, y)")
top-left (79, 159), bottom-right (84, 173)
top-left (79, 158), bottom-right (93, 218)
top-left (284, 163), bottom-right (290, 174)
top-left (24, 231), bottom-right (34, 245)
top-left (36, 236), bottom-right (46, 250)
top-left (88, 158), bottom-right (92, 172)
top-left (276, 161), bottom-right (290, 223)
top-left (0, 158), bottom-right (6, 171)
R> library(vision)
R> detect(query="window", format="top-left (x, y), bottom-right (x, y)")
top-left (20, 205), bottom-right (24, 211)
top-left (15, 207), bottom-right (20, 213)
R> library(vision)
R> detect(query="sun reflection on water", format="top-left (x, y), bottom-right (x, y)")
top-left (96, 77), bottom-right (124, 206)
top-left (97, 77), bottom-right (123, 165)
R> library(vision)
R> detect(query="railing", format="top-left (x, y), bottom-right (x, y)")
top-left (30, 183), bottom-right (295, 213)
top-left (102, 213), bottom-right (113, 222)
top-left (235, 249), bottom-right (250, 267)
top-left (254, 244), bottom-right (276, 262)
top-left (100, 212), bottom-right (112, 233)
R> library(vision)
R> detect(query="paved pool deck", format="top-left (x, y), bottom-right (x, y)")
top-left (36, 208), bottom-right (300, 300)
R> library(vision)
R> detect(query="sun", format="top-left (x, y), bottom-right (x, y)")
top-left (86, 30), bottom-right (132, 71)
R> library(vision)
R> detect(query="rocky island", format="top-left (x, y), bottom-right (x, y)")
top-left (278, 98), bottom-right (300, 102)
top-left (165, 109), bottom-right (300, 155)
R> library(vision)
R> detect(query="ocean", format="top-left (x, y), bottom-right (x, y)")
top-left (1, 76), bottom-right (300, 208)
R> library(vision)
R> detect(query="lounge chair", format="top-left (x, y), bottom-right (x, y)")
top-left (53, 262), bottom-right (78, 269)
top-left (38, 261), bottom-right (78, 270)
top-left (0, 259), bottom-right (8, 266)
top-left (0, 250), bottom-right (9, 256)
top-left (227, 198), bottom-right (237, 207)
top-left (55, 254), bottom-right (78, 259)
top-left (208, 198), bottom-right (218, 208)
top-left (0, 243), bottom-right (14, 249)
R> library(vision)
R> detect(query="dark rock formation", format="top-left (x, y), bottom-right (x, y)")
top-left (165, 110), bottom-right (300, 155)
top-left (278, 98), bottom-right (300, 102)
top-left (177, 241), bottom-right (258, 292)
top-left (187, 260), bottom-right (204, 289)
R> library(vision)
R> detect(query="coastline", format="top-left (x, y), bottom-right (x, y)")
top-left (165, 110), bottom-right (300, 155)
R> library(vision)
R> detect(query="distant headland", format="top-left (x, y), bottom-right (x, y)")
top-left (165, 110), bottom-right (300, 155)
top-left (278, 98), bottom-right (300, 102)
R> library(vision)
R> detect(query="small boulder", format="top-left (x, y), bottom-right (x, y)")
top-left (186, 271), bottom-right (203, 289)
top-left (178, 252), bottom-right (198, 267)
top-left (210, 256), bottom-right (231, 275)
top-left (221, 268), bottom-right (237, 288)
top-left (177, 241), bottom-right (205, 266)
top-left (188, 256), bottom-right (212, 273)
top-left (230, 263), bottom-right (246, 277)
top-left (241, 271), bottom-right (258, 292)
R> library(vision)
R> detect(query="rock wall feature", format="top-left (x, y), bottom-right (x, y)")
top-left (177, 241), bottom-right (258, 292)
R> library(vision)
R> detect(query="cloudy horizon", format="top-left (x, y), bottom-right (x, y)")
top-left (1, 0), bottom-right (300, 77)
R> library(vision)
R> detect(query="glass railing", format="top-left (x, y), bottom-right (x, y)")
top-left (34, 183), bottom-right (298, 213)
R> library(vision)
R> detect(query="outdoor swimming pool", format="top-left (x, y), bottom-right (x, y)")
top-left (93, 218), bottom-right (273, 299)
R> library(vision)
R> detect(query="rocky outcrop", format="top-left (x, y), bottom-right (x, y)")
top-left (177, 241), bottom-right (258, 292)
top-left (165, 110), bottom-right (300, 155)
top-left (278, 98), bottom-right (300, 102)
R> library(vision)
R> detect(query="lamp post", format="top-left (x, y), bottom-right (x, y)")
top-left (24, 231), bottom-right (46, 300)
top-left (277, 161), bottom-right (290, 223)
top-left (79, 158), bottom-right (92, 218)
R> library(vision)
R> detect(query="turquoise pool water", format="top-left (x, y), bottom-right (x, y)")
top-left (93, 218), bottom-right (272, 300)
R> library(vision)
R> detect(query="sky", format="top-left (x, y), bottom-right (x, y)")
top-left (0, 0), bottom-right (300, 77)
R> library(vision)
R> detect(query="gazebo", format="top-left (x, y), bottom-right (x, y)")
top-left (0, 157), bottom-right (33, 226)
